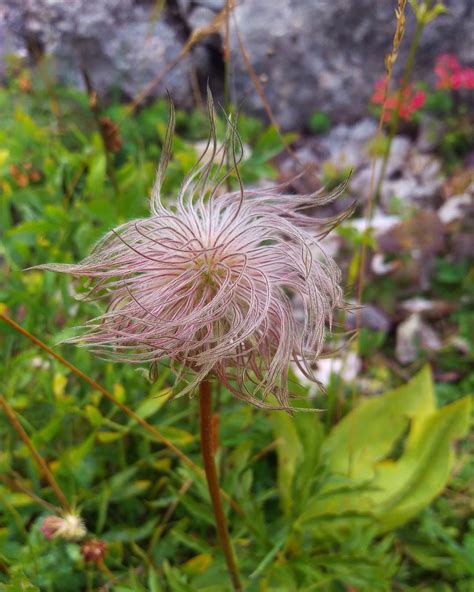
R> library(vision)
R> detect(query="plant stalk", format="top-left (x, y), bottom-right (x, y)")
top-left (0, 312), bottom-right (242, 515)
top-left (374, 18), bottom-right (425, 201)
top-left (199, 379), bottom-right (242, 591)
top-left (0, 396), bottom-right (71, 512)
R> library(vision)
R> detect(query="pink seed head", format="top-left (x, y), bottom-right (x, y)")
top-left (40, 513), bottom-right (87, 541)
top-left (37, 95), bottom-right (349, 409)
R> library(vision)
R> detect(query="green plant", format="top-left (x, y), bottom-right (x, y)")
top-left (308, 111), bottom-right (331, 134)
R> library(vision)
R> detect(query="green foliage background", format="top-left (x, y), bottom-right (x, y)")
top-left (0, 71), bottom-right (473, 591)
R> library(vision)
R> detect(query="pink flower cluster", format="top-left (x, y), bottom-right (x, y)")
top-left (371, 76), bottom-right (426, 122)
top-left (434, 54), bottom-right (474, 90)
top-left (38, 99), bottom-right (346, 409)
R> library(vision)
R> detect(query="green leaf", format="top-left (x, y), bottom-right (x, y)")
top-left (298, 367), bottom-right (471, 534)
top-left (270, 411), bottom-right (303, 517)
top-left (373, 395), bottom-right (471, 530)
top-left (131, 389), bottom-right (172, 422)
top-left (86, 150), bottom-right (106, 195)
top-left (322, 365), bottom-right (435, 481)
top-left (250, 126), bottom-right (297, 164)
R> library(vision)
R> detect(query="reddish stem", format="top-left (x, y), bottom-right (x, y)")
top-left (199, 380), bottom-right (242, 591)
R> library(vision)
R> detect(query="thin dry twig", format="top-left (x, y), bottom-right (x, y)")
top-left (122, 3), bottom-right (235, 121)
top-left (356, 0), bottom-right (408, 303)
top-left (232, 12), bottom-right (304, 167)
top-left (0, 474), bottom-right (61, 513)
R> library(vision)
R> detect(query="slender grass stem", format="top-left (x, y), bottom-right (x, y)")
top-left (199, 379), bottom-right (242, 592)
top-left (0, 474), bottom-right (61, 512)
top-left (373, 19), bottom-right (425, 201)
top-left (0, 313), bottom-right (243, 515)
top-left (0, 395), bottom-right (71, 512)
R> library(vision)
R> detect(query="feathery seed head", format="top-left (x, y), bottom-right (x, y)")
top-left (38, 95), bottom-right (349, 409)
top-left (40, 513), bottom-right (87, 541)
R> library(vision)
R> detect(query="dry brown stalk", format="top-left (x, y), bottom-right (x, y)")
top-left (122, 3), bottom-right (235, 120)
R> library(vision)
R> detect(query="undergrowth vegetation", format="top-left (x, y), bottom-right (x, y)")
top-left (0, 48), bottom-right (473, 592)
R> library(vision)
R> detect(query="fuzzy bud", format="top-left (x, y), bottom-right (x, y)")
top-left (40, 513), bottom-right (87, 541)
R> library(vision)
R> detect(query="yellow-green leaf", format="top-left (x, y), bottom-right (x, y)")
top-left (131, 389), bottom-right (172, 423)
top-left (270, 411), bottom-right (303, 517)
top-left (322, 365), bottom-right (435, 481)
top-left (374, 395), bottom-right (471, 530)
top-left (298, 367), bottom-right (471, 534)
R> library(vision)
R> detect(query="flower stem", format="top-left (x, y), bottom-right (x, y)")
top-left (199, 380), bottom-right (242, 592)
top-left (0, 396), bottom-right (71, 512)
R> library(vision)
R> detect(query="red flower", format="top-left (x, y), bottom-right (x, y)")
top-left (371, 76), bottom-right (425, 122)
top-left (435, 54), bottom-right (474, 90)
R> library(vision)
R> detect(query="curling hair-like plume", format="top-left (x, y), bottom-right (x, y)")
top-left (37, 93), bottom-right (349, 410)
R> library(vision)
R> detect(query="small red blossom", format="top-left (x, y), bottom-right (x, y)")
top-left (435, 54), bottom-right (474, 90)
top-left (371, 76), bottom-right (426, 122)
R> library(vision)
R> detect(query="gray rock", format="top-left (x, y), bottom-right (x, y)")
top-left (187, 7), bottom-right (217, 30)
top-left (386, 136), bottom-right (412, 175)
top-left (438, 193), bottom-right (473, 224)
top-left (2, 0), bottom-right (473, 128)
top-left (317, 118), bottom-right (377, 169)
top-left (229, 0), bottom-right (474, 129)
top-left (400, 298), bottom-right (454, 318)
top-left (2, 0), bottom-right (200, 105)
top-left (346, 211), bottom-right (401, 236)
top-left (395, 313), bottom-right (442, 365)
top-left (380, 152), bottom-right (444, 207)
top-left (371, 253), bottom-right (397, 275)
top-left (349, 134), bottom-right (414, 203)
top-left (345, 304), bottom-right (391, 334)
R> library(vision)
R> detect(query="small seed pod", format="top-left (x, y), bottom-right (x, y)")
top-left (81, 538), bottom-right (107, 563)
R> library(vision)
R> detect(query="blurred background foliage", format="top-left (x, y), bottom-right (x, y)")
top-left (0, 50), bottom-right (473, 592)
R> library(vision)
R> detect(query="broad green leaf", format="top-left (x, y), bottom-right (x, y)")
top-left (298, 367), bottom-right (471, 534)
top-left (322, 365), bottom-right (435, 481)
top-left (374, 395), bottom-right (471, 530)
